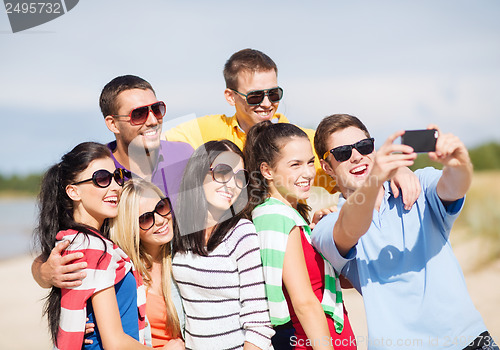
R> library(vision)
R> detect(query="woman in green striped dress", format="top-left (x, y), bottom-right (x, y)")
top-left (244, 121), bottom-right (356, 350)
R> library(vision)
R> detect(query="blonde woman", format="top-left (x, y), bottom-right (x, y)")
top-left (111, 179), bottom-right (184, 349)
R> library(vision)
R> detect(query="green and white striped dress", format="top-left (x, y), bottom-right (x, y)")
top-left (252, 197), bottom-right (344, 333)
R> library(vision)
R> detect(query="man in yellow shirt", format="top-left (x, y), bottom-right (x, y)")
top-left (164, 48), bottom-right (336, 192)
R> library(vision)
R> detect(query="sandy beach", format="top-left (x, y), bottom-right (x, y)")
top-left (1, 234), bottom-right (499, 350)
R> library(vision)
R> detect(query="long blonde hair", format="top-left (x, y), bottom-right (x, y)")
top-left (110, 178), bottom-right (181, 338)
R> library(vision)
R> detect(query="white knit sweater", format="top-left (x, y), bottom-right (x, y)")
top-left (172, 219), bottom-right (274, 350)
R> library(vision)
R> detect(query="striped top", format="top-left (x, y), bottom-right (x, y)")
top-left (252, 198), bottom-right (344, 333)
top-left (172, 219), bottom-right (274, 350)
top-left (54, 229), bottom-right (146, 350)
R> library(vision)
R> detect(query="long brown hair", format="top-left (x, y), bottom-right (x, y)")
top-left (33, 142), bottom-right (112, 345)
top-left (173, 140), bottom-right (250, 256)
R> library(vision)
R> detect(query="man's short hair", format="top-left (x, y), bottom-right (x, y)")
top-left (314, 114), bottom-right (371, 161)
top-left (99, 75), bottom-right (155, 117)
top-left (223, 49), bottom-right (278, 90)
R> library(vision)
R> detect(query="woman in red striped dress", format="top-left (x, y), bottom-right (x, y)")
top-left (34, 142), bottom-right (167, 350)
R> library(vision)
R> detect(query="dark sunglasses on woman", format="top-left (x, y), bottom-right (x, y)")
top-left (210, 163), bottom-right (249, 189)
top-left (112, 101), bottom-right (167, 125)
top-left (139, 198), bottom-right (172, 230)
top-left (230, 87), bottom-right (283, 106)
top-left (323, 138), bottom-right (375, 162)
top-left (71, 168), bottom-right (127, 188)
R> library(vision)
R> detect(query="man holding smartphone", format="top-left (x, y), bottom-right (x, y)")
top-left (311, 114), bottom-right (497, 350)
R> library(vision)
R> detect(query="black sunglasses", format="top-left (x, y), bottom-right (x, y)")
top-left (210, 163), bottom-right (249, 189)
top-left (72, 168), bottom-right (126, 188)
top-left (112, 101), bottom-right (166, 125)
top-left (323, 138), bottom-right (375, 162)
top-left (230, 87), bottom-right (283, 106)
top-left (138, 198), bottom-right (172, 230)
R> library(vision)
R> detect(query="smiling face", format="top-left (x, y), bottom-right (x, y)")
top-left (138, 188), bottom-right (173, 253)
top-left (111, 88), bottom-right (162, 151)
top-left (67, 157), bottom-right (121, 229)
top-left (225, 69), bottom-right (279, 133)
top-left (321, 126), bottom-right (375, 196)
top-left (265, 137), bottom-right (316, 208)
top-left (203, 151), bottom-right (245, 222)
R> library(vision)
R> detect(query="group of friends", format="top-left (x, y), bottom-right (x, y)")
top-left (31, 49), bottom-right (497, 350)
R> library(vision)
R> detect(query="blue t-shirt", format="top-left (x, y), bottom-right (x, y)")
top-left (84, 271), bottom-right (139, 349)
top-left (312, 167), bottom-right (486, 350)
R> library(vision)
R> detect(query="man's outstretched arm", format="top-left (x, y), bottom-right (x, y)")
top-left (428, 125), bottom-right (473, 203)
top-left (332, 131), bottom-right (416, 255)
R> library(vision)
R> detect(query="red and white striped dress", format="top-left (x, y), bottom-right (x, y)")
top-left (53, 229), bottom-right (146, 350)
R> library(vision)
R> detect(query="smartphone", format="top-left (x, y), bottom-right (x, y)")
top-left (401, 129), bottom-right (438, 153)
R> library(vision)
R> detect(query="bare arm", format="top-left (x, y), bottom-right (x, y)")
top-left (333, 131), bottom-right (417, 256)
top-left (243, 342), bottom-right (262, 350)
top-left (161, 339), bottom-right (185, 349)
top-left (282, 226), bottom-right (333, 350)
top-left (32, 240), bottom-right (87, 288)
top-left (91, 287), bottom-right (151, 350)
top-left (428, 125), bottom-right (473, 202)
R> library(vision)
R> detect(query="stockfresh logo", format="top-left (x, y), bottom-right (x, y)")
top-left (4, 0), bottom-right (79, 33)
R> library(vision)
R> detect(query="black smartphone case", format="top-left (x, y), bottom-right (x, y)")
top-left (401, 129), bottom-right (438, 153)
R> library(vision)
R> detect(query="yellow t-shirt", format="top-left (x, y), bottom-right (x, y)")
top-left (164, 113), bottom-right (336, 193)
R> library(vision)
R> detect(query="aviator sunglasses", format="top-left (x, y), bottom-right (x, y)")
top-left (230, 87), bottom-right (283, 106)
top-left (71, 168), bottom-right (127, 188)
top-left (139, 198), bottom-right (172, 230)
top-left (210, 163), bottom-right (249, 189)
top-left (323, 138), bottom-right (375, 162)
top-left (112, 101), bottom-right (166, 125)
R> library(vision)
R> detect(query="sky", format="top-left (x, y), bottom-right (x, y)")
top-left (1, 0), bottom-right (499, 175)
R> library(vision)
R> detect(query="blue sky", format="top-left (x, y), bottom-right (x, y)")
top-left (1, 0), bottom-right (499, 175)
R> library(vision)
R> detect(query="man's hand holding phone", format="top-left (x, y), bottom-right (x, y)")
top-left (402, 124), bottom-right (472, 203)
top-left (401, 125), bottom-right (470, 169)
top-left (401, 128), bottom-right (438, 153)
top-left (426, 124), bottom-right (471, 169)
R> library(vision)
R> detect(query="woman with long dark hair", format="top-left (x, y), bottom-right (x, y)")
top-left (172, 140), bottom-right (274, 349)
top-left (244, 121), bottom-right (356, 350)
top-left (33, 142), bottom-right (155, 350)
